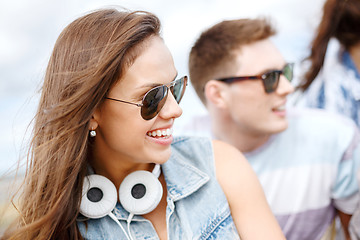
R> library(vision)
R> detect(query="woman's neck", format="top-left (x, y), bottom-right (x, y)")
top-left (90, 150), bottom-right (155, 190)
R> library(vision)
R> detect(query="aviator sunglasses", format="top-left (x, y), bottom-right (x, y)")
top-left (106, 76), bottom-right (188, 120)
top-left (216, 63), bottom-right (294, 93)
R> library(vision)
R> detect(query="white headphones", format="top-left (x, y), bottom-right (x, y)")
top-left (79, 164), bottom-right (163, 240)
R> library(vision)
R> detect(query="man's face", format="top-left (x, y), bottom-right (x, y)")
top-left (221, 39), bottom-right (294, 137)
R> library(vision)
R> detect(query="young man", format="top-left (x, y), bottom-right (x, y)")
top-left (187, 18), bottom-right (360, 240)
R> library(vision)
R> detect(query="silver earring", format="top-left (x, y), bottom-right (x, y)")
top-left (90, 130), bottom-right (96, 137)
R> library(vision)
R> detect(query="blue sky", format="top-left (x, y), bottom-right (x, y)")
top-left (0, 0), bottom-right (326, 174)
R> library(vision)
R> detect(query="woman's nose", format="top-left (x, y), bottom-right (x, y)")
top-left (158, 90), bottom-right (183, 120)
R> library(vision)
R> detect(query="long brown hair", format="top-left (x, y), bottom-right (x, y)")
top-left (3, 8), bottom-right (161, 239)
top-left (299, 0), bottom-right (360, 91)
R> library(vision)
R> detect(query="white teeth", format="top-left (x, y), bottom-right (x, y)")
top-left (147, 128), bottom-right (173, 138)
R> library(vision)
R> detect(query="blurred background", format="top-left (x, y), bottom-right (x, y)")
top-left (0, 0), bottom-right (326, 176)
top-left (0, 0), bottom-right (326, 233)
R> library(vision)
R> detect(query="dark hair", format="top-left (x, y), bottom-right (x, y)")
top-left (4, 8), bottom-right (161, 239)
top-left (189, 18), bottom-right (276, 104)
top-left (299, 0), bottom-right (360, 91)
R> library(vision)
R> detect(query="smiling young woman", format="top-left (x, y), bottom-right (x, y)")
top-left (3, 8), bottom-right (284, 240)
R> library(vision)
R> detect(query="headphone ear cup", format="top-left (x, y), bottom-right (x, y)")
top-left (119, 170), bottom-right (163, 215)
top-left (80, 174), bottom-right (117, 219)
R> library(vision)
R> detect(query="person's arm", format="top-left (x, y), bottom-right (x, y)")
top-left (213, 140), bottom-right (285, 240)
top-left (338, 210), bottom-right (352, 240)
top-left (333, 122), bottom-right (360, 240)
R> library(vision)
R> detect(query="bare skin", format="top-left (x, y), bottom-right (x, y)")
top-left (338, 210), bottom-right (352, 240)
top-left (349, 42), bottom-right (360, 74)
top-left (142, 173), bottom-right (168, 240)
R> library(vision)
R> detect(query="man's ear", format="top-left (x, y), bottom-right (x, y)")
top-left (204, 80), bottom-right (229, 109)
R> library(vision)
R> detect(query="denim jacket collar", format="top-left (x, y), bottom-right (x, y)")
top-left (112, 149), bottom-right (210, 221)
top-left (162, 149), bottom-right (210, 201)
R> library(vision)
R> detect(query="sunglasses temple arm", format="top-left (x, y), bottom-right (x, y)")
top-left (106, 97), bottom-right (143, 107)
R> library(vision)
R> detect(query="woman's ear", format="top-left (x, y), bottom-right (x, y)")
top-left (89, 108), bottom-right (100, 131)
top-left (204, 80), bottom-right (229, 109)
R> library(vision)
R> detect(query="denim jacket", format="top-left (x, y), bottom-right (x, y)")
top-left (77, 136), bottom-right (240, 239)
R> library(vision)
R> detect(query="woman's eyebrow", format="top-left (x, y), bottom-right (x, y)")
top-left (137, 73), bottom-right (178, 89)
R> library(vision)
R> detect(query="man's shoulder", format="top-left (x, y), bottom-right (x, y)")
top-left (285, 107), bottom-right (359, 151)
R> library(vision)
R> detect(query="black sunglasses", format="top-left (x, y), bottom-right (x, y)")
top-left (106, 76), bottom-right (187, 120)
top-left (216, 63), bottom-right (294, 93)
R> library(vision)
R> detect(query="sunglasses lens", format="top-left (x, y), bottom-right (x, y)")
top-left (283, 64), bottom-right (293, 81)
top-left (141, 86), bottom-right (167, 120)
top-left (170, 77), bottom-right (186, 103)
top-left (140, 76), bottom-right (187, 120)
top-left (264, 72), bottom-right (280, 93)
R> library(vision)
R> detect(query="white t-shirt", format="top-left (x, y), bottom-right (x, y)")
top-left (178, 107), bottom-right (360, 240)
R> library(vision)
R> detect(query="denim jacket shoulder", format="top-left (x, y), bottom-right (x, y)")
top-left (78, 136), bottom-right (239, 239)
